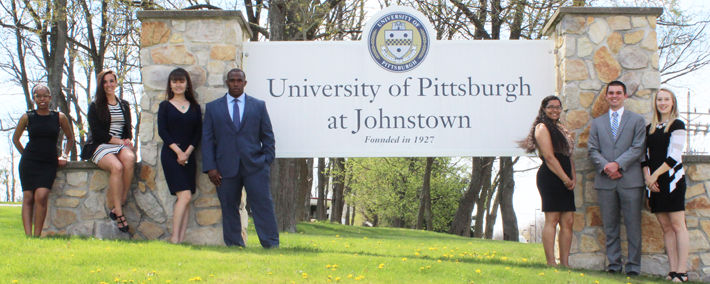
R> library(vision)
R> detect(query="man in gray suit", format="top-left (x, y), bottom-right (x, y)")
top-left (202, 68), bottom-right (279, 248)
top-left (588, 80), bottom-right (646, 275)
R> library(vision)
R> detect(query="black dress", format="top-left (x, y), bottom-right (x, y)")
top-left (157, 101), bottom-right (202, 195)
top-left (19, 111), bottom-right (60, 191)
top-left (537, 152), bottom-right (576, 212)
top-left (643, 120), bottom-right (686, 213)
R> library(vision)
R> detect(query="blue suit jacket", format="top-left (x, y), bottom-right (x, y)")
top-left (202, 94), bottom-right (275, 178)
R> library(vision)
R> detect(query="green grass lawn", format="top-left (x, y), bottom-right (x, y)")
top-left (0, 207), bottom-right (668, 284)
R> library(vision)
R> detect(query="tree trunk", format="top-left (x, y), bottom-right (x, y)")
top-left (269, 158), bottom-right (303, 232)
top-left (296, 158), bottom-right (313, 222)
top-left (350, 205), bottom-right (356, 225)
top-left (448, 157), bottom-right (493, 236)
top-left (316, 158), bottom-right (327, 220)
top-left (330, 158), bottom-right (345, 223)
top-left (48, 0), bottom-right (68, 114)
top-left (416, 157), bottom-right (434, 230)
top-left (484, 186), bottom-right (501, 239)
top-left (499, 157), bottom-right (519, 241)
top-left (472, 159), bottom-right (494, 237)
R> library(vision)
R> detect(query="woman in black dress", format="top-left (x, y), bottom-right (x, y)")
top-left (519, 96), bottom-right (576, 267)
top-left (158, 68), bottom-right (202, 244)
top-left (642, 88), bottom-right (688, 283)
top-left (80, 70), bottom-right (135, 233)
top-left (13, 84), bottom-right (74, 236)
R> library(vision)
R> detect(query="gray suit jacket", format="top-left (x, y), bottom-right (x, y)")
top-left (587, 109), bottom-right (646, 189)
top-left (202, 94), bottom-right (276, 178)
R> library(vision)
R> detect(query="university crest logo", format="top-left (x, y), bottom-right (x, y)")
top-left (368, 12), bottom-right (430, 72)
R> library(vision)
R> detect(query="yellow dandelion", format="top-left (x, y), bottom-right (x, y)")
top-left (438, 260), bottom-right (442, 263)
top-left (91, 271), bottom-right (95, 273)
top-left (97, 269), bottom-right (102, 272)
top-left (539, 273), bottom-right (544, 276)
top-left (336, 235), bottom-right (340, 237)
top-left (506, 267), bottom-right (510, 270)
top-left (268, 272), bottom-right (272, 275)
top-left (555, 270), bottom-right (558, 273)
top-left (327, 280), bottom-right (331, 282)
top-left (209, 275), bottom-right (213, 277)
top-left (415, 252), bottom-right (420, 256)
top-left (302, 276), bottom-right (308, 279)
top-left (115, 278), bottom-right (120, 282)
top-left (354, 253), bottom-right (358, 256)
top-left (580, 273), bottom-right (585, 276)
top-left (345, 245), bottom-right (350, 248)
top-left (347, 274), bottom-right (353, 278)
top-left (331, 269), bottom-right (336, 271)
top-left (595, 282), bottom-right (600, 284)
top-left (364, 237), bottom-right (367, 239)
top-left (12, 281), bottom-right (18, 283)
top-left (476, 269), bottom-right (481, 273)
top-left (335, 277), bottom-right (341, 281)
top-left (333, 265), bottom-right (338, 268)
top-left (123, 281), bottom-right (128, 283)
top-left (420, 267), bottom-right (425, 270)
top-left (302, 273), bottom-right (308, 276)
top-left (326, 265), bottom-right (331, 268)
top-left (500, 257), bottom-right (507, 260)
top-left (148, 278), bottom-right (152, 281)
top-left (522, 259), bottom-right (528, 262)
top-left (166, 281), bottom-right (171, 283)
top-left (379, 264), bottom-right (385, 269)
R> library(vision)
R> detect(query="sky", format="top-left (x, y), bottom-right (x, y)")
top-left (1, 1), bottom-right (709, 237)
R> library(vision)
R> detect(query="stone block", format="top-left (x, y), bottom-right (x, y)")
top-left (586, 206), bottom-right (602, 226)
top-left (566, 110), bottom-right (589, 130)
top-left (687, 183), bottom-right (706, 199)
top-left (195, 197), bottom-right (221, 208)
top-left (562, 35), bottom-right (575, 58)
top-left (619, 46), bottom-right (648, 69)
top-left (687, 164), bottom-right (710, 181)
top-left (584, 183), bottom-right (597, 203)
top-left (197, 173), bottom-right (216, 194)
top-left (593, 47), bottom-right (621, 83)
top-left (64, 189), bottom-right (87, 198)
top-left (577, 125), bottom-right (591, 148)
top-left (169, 33), bottom-right (183, 44)
top-left (687, 196), bottom-right (710, 217)
top-left (641, 211), bottom-right (664, 253)
top-left (576, 37), bottom-right (593, 57)
top-left (651, 51), bottom-right (659, 70)
top-left (640, 255), bottom-right (669, 276)
top-left (580, 235), bottom-right (601, 252)
top-left (140, 164), bottom-right (157, 181)
top-left (56, 198), bottom-right (79, 208)
top-left (607, 16), bottom-right (631, 30)
top-left (184, 226), bottom-right (226, 246)
top-left (141, 142), bottom-right (158, 166)
top-left (625, 98), bottom-right (651, 115)
top-left (89, 170), bottom-right (110, 192)
top-left (67, 172), bottom-right (87, 187)
top-left (701, 253), bottom-right (710, 265)
top-left (51, 179), bottom-right (66, 196)
top-left (689, 229), bottom-right (710, 253)
top-left (142, 65), bottom-right (176, 91)
top-left (138, 221), bottom-right (165, 240)
top-left (81, 193), bottom-right (106, 220)
top-left (592, 87), bottom-right (610, 118)
top-left (573, 212), bottom-right (585, 231)
top-left (579, 80), bottom-right (602, 91)
top-left (579, 92), bottom-right (595, 108)
top-left (140, 93), bottom-right (151, 112)
top-left (94, 220), bottom-right (130, 240)
top-left (207, 61), bottom-right (225, 75)
top-left (210, 45), bottom-right (237, 61)
top-left (620, 72), bottom-right (640, 95)
top-left (607, 32), bottom-right (623, 54)
top-left (574, 177), bottom-right (583, 208)
top-left (569, 253), bottom-right (605, 270)
top-left (624, 30), bottom-right (644, 44)
top-left (570, 234), bottom-right (579, 253)
top-left (150, 45), bottom-right (196, 65)
top-left (631, 17), bottom-right (647, 28)
top-left (68, 220), bottom-right (95, 237)
top-left (185, 20), bottom-right (223, 43)
top-left (53, 209), bottom-right (77, 229)
top-left (172, 20), bottom-right (186, 31)
top-left (647, 16), bottom-right (656, 29)
top-left (641, 30), bottom-right (658, 51)
top-left (141, 21), bottom-right (170, 47)
top-left (134, 189), bottom-right (166, 223)
top-left (562, 16), bottom-right (586, 34)
top-left (185, 66), bottom-right (207, 87)
top-left (564, 59), bottom-right (588, 81)
top-left (687, 217), bottom-right (699, 228)
top-left (588, 19), bottom-right (609, 44)
top-left (208, 74), bottom-right (224, 86)
top-left (196, 209), bottom-right (222, 226)
top-left (139, 112), bottom-right (154, 142)
top-left (688, 254), bottom-right (700, 271)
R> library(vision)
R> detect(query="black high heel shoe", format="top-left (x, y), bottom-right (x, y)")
top-left (116, 215), bottom-right (129, 233)
top-left (109, 210), bottom-right (117, 221)
top-left (672, 272), bottom-right (688, 283)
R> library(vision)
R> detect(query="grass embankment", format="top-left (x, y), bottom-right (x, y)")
top-left (0, 206), bottom-right (667, 283)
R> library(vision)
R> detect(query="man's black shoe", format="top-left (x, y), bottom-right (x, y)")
top-left (607, 269), bottom-right (619, 274)
top-left (626, 271), bottom-right (640, 277)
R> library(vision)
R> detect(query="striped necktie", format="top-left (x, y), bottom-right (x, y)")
top-left (611, 111), bottom-right (619, 140)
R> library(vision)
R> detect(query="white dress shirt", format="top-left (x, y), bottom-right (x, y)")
top-left (227, 93), bottom-right (246, 122)
top-left (609, 106), bottom-right (625, 129)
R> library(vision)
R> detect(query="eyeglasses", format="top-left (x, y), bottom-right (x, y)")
top-left (33, 95), bottom-right (51, 99)
top-left (545, 106), bottom-right (562, 110)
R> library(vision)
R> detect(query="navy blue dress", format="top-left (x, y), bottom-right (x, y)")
top-left (158, 101), bottom-right (202, 195)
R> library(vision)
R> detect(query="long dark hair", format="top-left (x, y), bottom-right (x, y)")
top-left (518, 96), bottom-right (571, 154)
top-left (95, 70), bottom-right (118, 123)
top-left (165, 68), bottom-right (197, 105)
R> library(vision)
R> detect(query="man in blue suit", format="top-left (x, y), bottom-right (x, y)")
top-left (202, 68), bottom-right (279, 248)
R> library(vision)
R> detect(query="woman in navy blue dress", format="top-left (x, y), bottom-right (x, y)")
top-left (158, 68), bottom-right (202, 244)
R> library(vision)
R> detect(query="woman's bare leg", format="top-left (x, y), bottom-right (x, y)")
top-left (32, 187), bottom-right (50, 236)
top-left (21, 190), bottom-right (35, 236)
top-left (542, 212), bottom-right (561, 266)
top-left (558, 211), bottom-right (575, 267)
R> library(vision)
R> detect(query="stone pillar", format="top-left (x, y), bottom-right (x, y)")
top-left (136, 10), bottom-right (252, 245)
top-left (543, 7), bottom-right (710, 280)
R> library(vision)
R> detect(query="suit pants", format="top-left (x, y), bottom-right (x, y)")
top-left (216, 163), bottom-right (279, 248)
top-left (597, 185), bottom-right (644, 273)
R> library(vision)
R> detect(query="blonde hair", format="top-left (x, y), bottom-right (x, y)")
top-left (649, 88), bottom-right (679, 134)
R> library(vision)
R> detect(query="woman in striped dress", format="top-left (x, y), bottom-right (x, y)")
top-left (80, 70), bottom-right (135, 233)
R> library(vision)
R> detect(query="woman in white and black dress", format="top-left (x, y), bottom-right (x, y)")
top-left (80, 70), bottom-right (135, 233)
top-left (642, 88), bottom-right (689, 283)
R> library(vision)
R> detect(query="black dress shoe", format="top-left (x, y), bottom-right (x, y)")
top-left (607, 269), bottom-right (619, 274)
top-left (626, 271), bottom-right (639, 277)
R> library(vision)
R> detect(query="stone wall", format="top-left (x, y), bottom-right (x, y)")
top-left (543, 7), bottom-right (710, 281)
top-left (42, 10), bottom-right (253, 245)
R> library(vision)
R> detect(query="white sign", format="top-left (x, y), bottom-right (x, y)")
top-left (243, 6), bottom-right (554, 158)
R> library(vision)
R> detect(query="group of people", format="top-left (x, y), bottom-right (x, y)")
top-left (521, 81), bottom-right (689, 282)
top-left (14, 68), bottom-right (279, 248)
